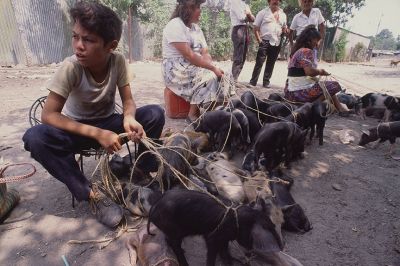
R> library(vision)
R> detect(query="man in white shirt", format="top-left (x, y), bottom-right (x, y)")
top-left (230, 0), bottom-right (254, 81)
top-left (249, 0), bottom-right (287, 88)
top-left (289, 0), bottom-right (325, 59)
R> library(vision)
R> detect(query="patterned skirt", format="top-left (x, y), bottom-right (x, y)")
top-left (162, 57), bottom-right (232, 105)
top-left (284, 80), bottom-right (342, 102)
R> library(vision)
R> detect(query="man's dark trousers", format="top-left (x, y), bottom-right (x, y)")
top-left (231, 25), bottom-right (249, 81)
top-left (250, 40), bottom-right (281, 87)
top-left (22, 104), bottom-right (165, 201)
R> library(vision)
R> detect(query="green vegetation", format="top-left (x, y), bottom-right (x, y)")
top-left (200, 10), bottom-right (232, 60)
top-left (372, 29), bottom-right (399, 51)
top-left (100, 0), bottom-right (367, 59)
top-left (334, 31), bottom-right (348, 62)
top-left (351, 42), bottom-right (366, 62)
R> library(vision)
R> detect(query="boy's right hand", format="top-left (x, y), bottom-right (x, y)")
top-left (97, 129), bottom-right (122, 154)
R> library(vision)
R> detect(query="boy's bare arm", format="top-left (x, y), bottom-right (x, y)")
top-left (118, 85), bottom-right (145, 142)
top-left (42, 91), bottom-right (122, 153)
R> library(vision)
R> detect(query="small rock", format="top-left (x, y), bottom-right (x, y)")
top-left (41, 252), bottom-right (47, 257)
top-left (332, 183), bottom-right (342, 191)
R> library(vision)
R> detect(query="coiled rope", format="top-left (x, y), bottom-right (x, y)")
top-left (0, 163), bottom-right (36, 183)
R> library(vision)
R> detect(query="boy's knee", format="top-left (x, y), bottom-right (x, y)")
top-left (22, 126), bottom-right (44, 151)
top-left (150, 105), bottom-right (165, 124)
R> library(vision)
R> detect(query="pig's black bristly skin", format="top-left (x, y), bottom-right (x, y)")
top-left (270, 180), bottom-right (312, 233)
top-left (359, 121), bottom-right (400, 146)
top-left (194, 110), bottom-right (242, 158)
top-left (253, 122), bottom-right (308, 173)
top-left (147, 189), bottom-right (283, 266)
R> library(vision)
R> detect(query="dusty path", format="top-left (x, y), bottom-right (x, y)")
top-left (0, 58), bottom-right (399, 266)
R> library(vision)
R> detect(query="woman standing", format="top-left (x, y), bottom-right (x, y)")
top-left (162, 0), bottom-right (227, 122)
top-left (284, 26), bottom-right (350, 115)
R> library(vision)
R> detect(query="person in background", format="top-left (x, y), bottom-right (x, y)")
top-left (284, 25), bottom-right (350, 116)
top-left (22, 2), bottom-right (165, 228)
top-left (230, 0), bottom-right (255, 82)
top-left (162, 0), bottom-right (229, 122)
top-left (289, 0), bottom-right (325, 63)
top-left (249, 0), bottom-right (287, 88)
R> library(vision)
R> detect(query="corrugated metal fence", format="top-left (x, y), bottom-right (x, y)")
top-left (0, 0), bottom-right (156, 66)
top-left (0, 0), bottom-right (74, 66)
top-left (0, 0), bottom-right (26, 65)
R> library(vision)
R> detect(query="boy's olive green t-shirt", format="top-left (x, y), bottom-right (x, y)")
top-left (47, 51), bottom-right (131, 120)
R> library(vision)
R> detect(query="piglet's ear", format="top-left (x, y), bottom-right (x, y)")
top-left (361, 130), bottom-right (370, 136)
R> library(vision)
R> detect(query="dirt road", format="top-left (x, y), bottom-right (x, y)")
top-left (0, 58), bottom-right (399, 266)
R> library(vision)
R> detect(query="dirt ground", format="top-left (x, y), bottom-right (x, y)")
top-left (0, 57), bottom-right (399, 266)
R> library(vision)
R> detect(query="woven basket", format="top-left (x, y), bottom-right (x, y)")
top-left (0, 163), bottom-right (36, 222)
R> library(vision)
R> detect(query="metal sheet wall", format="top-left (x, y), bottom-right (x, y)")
top-left (0, 0), bottom-right (155, 65)
top-left (0, 0), bottom-right (26, 65)
top-left (0, 0), bottom-right (74, 66)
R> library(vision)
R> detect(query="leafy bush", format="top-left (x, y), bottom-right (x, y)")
top-left (351, 42), bottom-right (366, 62)
top-left (334, 31), bottom-right (348, 62)
top-left (200, 10), bottom-right (232, 60)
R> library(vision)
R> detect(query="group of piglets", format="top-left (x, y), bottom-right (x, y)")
top-left (108, 90), bottom-right (333, 265)
top-left (337, 91), bottom-right (400, 154)
top-left (112, 89), bottom-right (400, 265)
top-left (194, 90), bottom-right (328, 174)
top-left (337, 91), bottom-right (400, 122)
top-left (117, 152), bottom-right (309, 266)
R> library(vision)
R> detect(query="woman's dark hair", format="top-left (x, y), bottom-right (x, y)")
top-left (70, 1), bottom-right (122, 45)
top-left (290, 25), bottom-right (321, 57)
top-left (170, 0), bottom-right (206, 26)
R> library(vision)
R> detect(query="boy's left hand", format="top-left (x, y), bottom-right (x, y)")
top-left (123, 115), bottom-right (146, 143)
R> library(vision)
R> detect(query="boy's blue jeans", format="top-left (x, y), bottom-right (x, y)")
top-left (22, 104), bottom-right (165, 201)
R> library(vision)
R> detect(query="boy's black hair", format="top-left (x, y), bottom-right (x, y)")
top-left (70, 1), bottom-right (122, 45)
top-left (290, 25), bottom-right (321, 57)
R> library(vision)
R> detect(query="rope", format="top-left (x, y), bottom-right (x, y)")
top-left (68, 216), bottom-right (143, 249)
top-left (234, 90), bottom-right (299, 124)
top-left (0, 163), bottom-right (36, 183)
top-left (88, 132), bottom-right (290, 249)
top-left (209, 204), bottom-right (242, 236)
top-left (185, 74), bottom-right (305, 137)
top-left (318, 76), bottom-right (337, 116)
